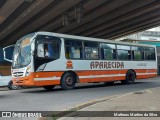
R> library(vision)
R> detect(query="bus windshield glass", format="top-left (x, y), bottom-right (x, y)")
top-left (12, 33), bottom-right (34, 68)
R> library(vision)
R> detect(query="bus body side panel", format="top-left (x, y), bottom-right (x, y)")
top-left (12, 56), bottom-right (157, 86)
top-left (30, 59), bottom-right (157, 86)
top-left (13, 68), bottom-right (156, 87)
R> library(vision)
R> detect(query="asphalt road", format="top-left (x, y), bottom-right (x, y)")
top-left (0, 77), bottom-right (160, 111)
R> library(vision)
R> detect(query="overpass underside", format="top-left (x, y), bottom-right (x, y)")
top-left (0, 0), bottom-right (160, 46)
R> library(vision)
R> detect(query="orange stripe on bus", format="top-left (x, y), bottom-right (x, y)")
top-left (136, 74), bottom-right (157, 79)
top-left (34, 72), bottom-right (63, 78)
top-left (76, 70), bottom-right (127, 76)
top-left (32, 69), bottom-right (157, 79)
top-left (12, 69), bottom-right (157, 86)
top-left (135, 69), bottom-right (157, 73)
top-left (79, 76), bottom-right (126, 83)
top-left (34, 80), bottom-right (60, 86)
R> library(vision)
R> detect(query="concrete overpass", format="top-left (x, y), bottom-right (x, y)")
top-left (0, 0), bottom-right (160, 46)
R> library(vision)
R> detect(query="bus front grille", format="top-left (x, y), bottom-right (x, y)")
top-left (13, 72), bottom-right (24, 77)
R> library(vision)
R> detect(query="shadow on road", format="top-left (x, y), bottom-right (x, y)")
top-left (19, 80), bottom-right (159, 94)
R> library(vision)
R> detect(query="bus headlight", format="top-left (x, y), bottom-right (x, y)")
top-left (26, 66), bottom-right (31, 76)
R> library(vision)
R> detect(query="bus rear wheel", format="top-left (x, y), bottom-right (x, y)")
top-left (121, 70), bottom-right (135, 84)
top-left (43, 85), bottom-right (55, 91)
top-left (61, 72), bottom-right (75, 90)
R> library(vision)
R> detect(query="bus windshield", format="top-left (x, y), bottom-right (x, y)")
top-left (12, 33), bottom-right (34, 68)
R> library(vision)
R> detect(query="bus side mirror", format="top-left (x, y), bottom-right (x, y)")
top-left (3, 44), bottom-right (15, 63)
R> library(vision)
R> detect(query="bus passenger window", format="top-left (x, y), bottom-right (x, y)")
top-left (37, 38), bottom-right (60, 59)
top-left (151, 52), bottom-right (156, 60)
top-left (65, 39), bottom-right (83, 59)
top-left (145, 51), bottom-right (151, 60)
top-left (85, 47), bottom-right (99, 59)
top-left (44, 44), bottom-right (49, 57)
top-left (66, 47), bottom-right (81, 59)
top-left (84, 41), bottom-right (99, 60)
top-left (72, 47), bottom-right (81, 58)
top-left (131, 46), bottom-right (145, 61)
top-left (100, 43), bottom-right (116, 60)
top-left (102, 49), bottom-right (114, 60)
top-left (117, 45), bottom-right (131, 60)
top-left (117, 50), bottom-right (128, 60)
top-left (113, 49), bottom-right (117, 59)
top-left (133, 51), bottom-right (141, 60)
top-left (128, 51), bottom-right (131, 60)
top-left (37, 40), bottom-right (45, 57)
top-left (144, 47), bottom-right (156, 61)
top-left (65, 48), bottom-right (70, 59)
top-left (44, 43), bottom-right (58, 58)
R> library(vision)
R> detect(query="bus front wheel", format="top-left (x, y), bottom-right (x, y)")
top-left (61, 72), bottom-right (75, 90)
top-left (121, 70), bottom-right (135, 84)
top-left (8, 80), bottom-right (20, 90)
top-left (43, 85), bottom-right (55, 91)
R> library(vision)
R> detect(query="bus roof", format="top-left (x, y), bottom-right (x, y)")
top-left (35, 31), bottom-right (156, 48)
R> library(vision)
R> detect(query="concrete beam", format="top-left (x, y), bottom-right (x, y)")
top-left (2, 0), bottom-right (82, 45)
top-left (69, 0), bottom-right (157, 35)
top-left (57, 0), bottom-right (132, 33)
top-left (93, 8), bottom-right (160, 38)
top-left (80, 0), bottom-right (159, 36)
top-left (0, 0), bottom-right (7, 9)
top-left (0, 0), bottom-right (54, 42)
top-left (40, 0), bottom-right (108, 31)
top-left (103, 16), bottom-right (160, 39)
top-left (109, 20), bottom-right (160, 39)
top-left (0, 0), bottom-right (24, 24)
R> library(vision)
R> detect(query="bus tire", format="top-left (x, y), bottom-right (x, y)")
top-left (121, 70), bottom-right (135, 84)
top-left (8, 80), bottom-right (20, 90)
top-left (43, 85), bottom-right (55, 91)
top-left (61, 72), bottom-right (75, 90)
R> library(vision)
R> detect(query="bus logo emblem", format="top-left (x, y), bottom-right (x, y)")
top-left (66, 61), bottom-right (73, 69)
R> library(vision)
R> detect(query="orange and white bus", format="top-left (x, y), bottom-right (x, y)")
top-left (8, 32), bottom-right (157, 90)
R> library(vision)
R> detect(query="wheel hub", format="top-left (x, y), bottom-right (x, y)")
top-left (66, 77), bottom-right (73, 85)
top-left (128, 74), bottom-right (133, 81)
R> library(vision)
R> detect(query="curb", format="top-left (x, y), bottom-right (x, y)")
top-left (72, 86), bottom-right (160, 112)
top-left (40, 86), bottom-right (160, 120)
